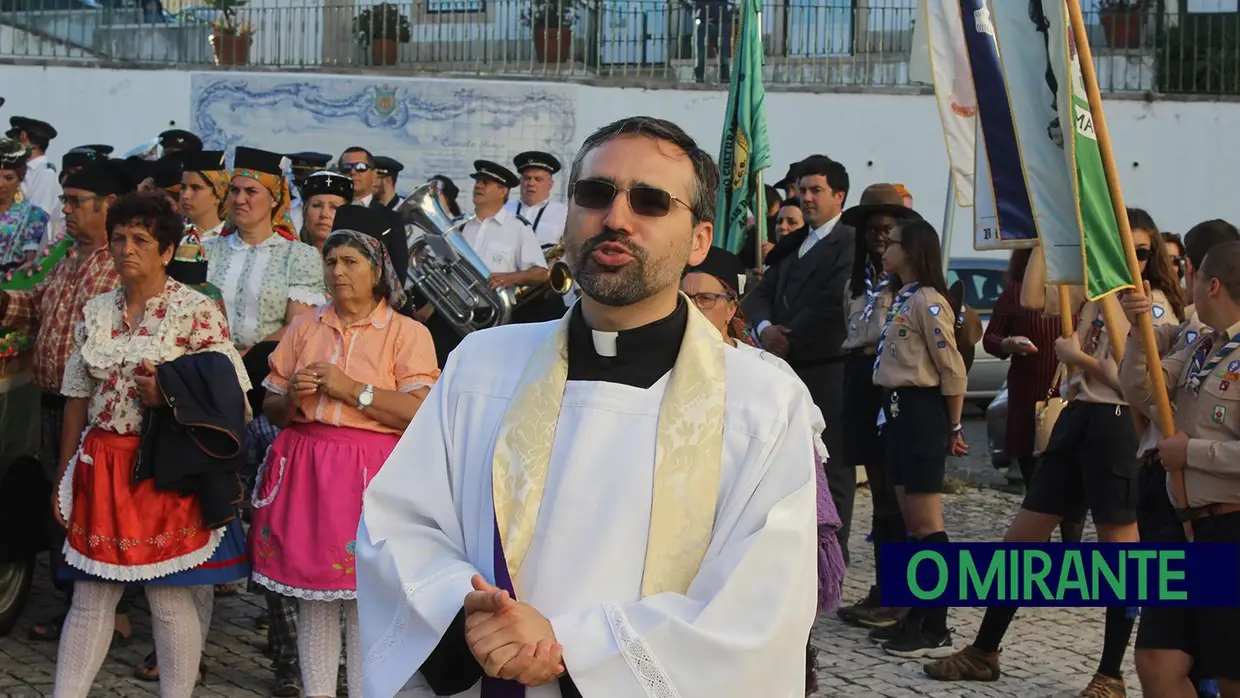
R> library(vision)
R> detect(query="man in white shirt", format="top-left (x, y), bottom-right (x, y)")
top-left (356, 115), bottom-right (819, 698)
top-left (743, 153), bottom-right (858, 563)
top-left (7, 116), bottom-right (61, 246)
top-left (464, 159), bottom-right (549, 293)
top-left (503, 151), bottom-right (568, 249)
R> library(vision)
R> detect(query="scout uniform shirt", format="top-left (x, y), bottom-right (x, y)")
top-left (873, 285), bottom-right (969, 395)
top-left (1134, 305), bottom-right (1209, 457)
top-left (1058, 289), bottom-right (1178, 404)
top-left (840, 274), bottom-right (892, 354)
top-left (461, 206), bottom-right (548, 275)
top-left (1121, 318), bottom-right (1240, 507)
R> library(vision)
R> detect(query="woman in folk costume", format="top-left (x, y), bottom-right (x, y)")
top-left (51, 192), bottom-right (251, 698)
top-left (835, 184), bottom-right (920, 630)
top-left (681, 245), bottom-right (845, 696)
top-left (0, 138), bottom-right (50, 270)
top-left (868, 219), bottom-right (969, 660)
top-left (179, 149), bottom-right (229, 241)
top-left (251, 205), bottom-right (440, 698)
top-left (926, 208), bottom-right (1185, 695)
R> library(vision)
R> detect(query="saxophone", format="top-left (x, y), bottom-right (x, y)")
top-left (514, 242), bottom-right (573, 306)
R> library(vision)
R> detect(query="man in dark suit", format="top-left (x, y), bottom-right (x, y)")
top-left (743, 154), bottom-right (858, 562)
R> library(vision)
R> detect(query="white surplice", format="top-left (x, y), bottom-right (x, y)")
top-left (357, 320), bottom-right (820, 698)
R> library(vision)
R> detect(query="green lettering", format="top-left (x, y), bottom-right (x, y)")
top-left (1009, 547), bottom-right (1019, 601)
top-left (1057, 551), bottom-right (1089, 601)
top-left (908, 551), bottom-right (948, 600)
top-left (1092, 550), bottom-right (1125, 598)
top-left (961, 550), bottom-right (1004, 601)
top-left (1022, 550), bottom-right (1054, 600)
top-left (1158, 551), bottom-right (1188, 601)
top-left (1129, 550), bottom-right (1157, 600)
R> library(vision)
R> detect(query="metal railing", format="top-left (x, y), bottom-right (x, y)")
top-left (1, 0), bottom-right (1236, 95)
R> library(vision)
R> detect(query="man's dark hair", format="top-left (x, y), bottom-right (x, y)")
top-left (796, 155), bottom-right (850, 201)
top-left (568, 116), bottom-right (720, 224)
top-left (1184, 219), bottom-right (1240, 270)
top-left (106, 191), bottom-right (184, 253)
top-left (1200, 240), bottom-right (1240, 301)
top-left (340, 147), bottom-right (375, 167)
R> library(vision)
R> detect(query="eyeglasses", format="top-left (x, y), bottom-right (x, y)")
top-left (338, 162), bottom-right (371, 174)
top-left (570, 179), bottom-right (691, 218)
top-left (1135, 247), bottom-right (1153, 262)
top-left (866, 224), bottom-right (895, 238)
top-left (59, 194), bottom-right (99, 207)
top-left (687, 291), bottom-right (735, 310)
top-left (1172, 255), bottom-right (1186, 266)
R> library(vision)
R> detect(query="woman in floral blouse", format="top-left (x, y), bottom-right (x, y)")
top-left (0, 138), bottom-right (50, 270)
top-left (51, 192), bottom-right (252, 698)
top-left (251, 206), bottom-right (438, 698)
top-left (202, 146), bottom-right (325, 353)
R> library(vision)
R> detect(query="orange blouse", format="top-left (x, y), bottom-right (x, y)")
top-left (264, 302), bottom-right (439, 434)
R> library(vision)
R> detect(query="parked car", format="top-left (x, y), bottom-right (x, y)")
top-left (947, 257), bottom-right (1008, 405)
top-left (986, 383), bottom-right (1011, 469)
top-left (0, 372), bottom-right (51, 636)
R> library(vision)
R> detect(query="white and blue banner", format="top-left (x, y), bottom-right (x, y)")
top-left (958, 0), bottom-right (1039, 250)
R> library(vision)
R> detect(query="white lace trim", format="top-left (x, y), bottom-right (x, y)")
top-left (603, 603), bottom-right (681, 698)
top-left (251, 454), bottom-right (286, 509)
top-left (289, 286), bottom-right (327, 308)
top-left (62, 525), bottom-right (226, 583)
top-left (363, 561), bottom-right (474, 674)
top-left (251, 571), bottom-right (356, 601)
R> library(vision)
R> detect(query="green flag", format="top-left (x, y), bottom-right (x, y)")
top-left (714, 0), bottom-right (771, 256)
top-left (1063, 22), bottom-right (1132, 299)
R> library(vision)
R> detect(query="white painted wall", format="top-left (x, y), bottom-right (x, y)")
top-left (5, 63), bottom-right (1237, 262)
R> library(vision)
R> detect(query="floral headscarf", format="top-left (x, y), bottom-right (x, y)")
top-left (323, 229), bottom-right (408, 310)
top-left (196, 169), bottom-right (231, 219)
top-left (224, 168), bottom-right (296, 240)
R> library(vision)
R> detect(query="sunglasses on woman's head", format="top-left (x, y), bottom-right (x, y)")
top-left (570, 179), bottom-right (690, 218)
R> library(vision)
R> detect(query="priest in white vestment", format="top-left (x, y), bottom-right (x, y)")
top-left (356, 116), bottom-right (821, 698)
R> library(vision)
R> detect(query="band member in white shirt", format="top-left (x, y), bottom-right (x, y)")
top-left (464, 159), bottom-right (549, 293)
top-left (504, 151), bottom-right (568, 248)
top-left (6, 116), bottom-right (60, 245)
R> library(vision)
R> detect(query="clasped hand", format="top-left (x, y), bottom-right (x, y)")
top-left (464, 574), bottom-right (565, 686)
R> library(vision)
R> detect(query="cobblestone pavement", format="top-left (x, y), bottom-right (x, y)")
top-left (0, 422), bottom-right (1139, 697)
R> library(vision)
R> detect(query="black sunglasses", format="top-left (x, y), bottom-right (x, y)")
top-left (570, 179), bottom-right (690, 218)
top-left (338, 162), bottom-right (371, 174)
top-left (1135, 247), bottom-right (1154, 262)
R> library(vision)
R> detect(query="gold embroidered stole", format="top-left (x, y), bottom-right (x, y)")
top-left (491, 301), bottom-right (726, 598)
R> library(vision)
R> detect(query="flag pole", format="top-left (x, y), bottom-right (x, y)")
top-left (752, 1), bottom-right (767, 270)
top-left (1066, 0), bottom-right (1190, 539)
top-left (941, 168), bottom-right (956, 276)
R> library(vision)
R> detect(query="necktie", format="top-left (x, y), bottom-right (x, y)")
top-left (872, 283), bottom-right (921, 381)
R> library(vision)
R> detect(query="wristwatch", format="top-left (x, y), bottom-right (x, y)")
top-left (357, 384), bottom-right (375, 410)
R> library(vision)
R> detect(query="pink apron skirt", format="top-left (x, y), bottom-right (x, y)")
top-left (250, 422), bottom-right (399, 600)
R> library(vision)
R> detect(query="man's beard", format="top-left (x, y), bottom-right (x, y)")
top-left (569, 228), bottom-right (674, 307)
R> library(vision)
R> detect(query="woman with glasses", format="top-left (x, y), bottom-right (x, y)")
top-left (926, 207), bottom-right (1185, 694)
top-left (1163, 231), bottom-right (1186, 282)
top-left (834, 184), bottom-right (920, 632)
top-left (681, 246), bottom-right (845, 696)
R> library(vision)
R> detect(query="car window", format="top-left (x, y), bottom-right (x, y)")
top-left (947, 267), bottom-right (1006, 312)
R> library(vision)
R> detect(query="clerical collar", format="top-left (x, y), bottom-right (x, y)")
top-left (566, 297), bottom-right (688, 388)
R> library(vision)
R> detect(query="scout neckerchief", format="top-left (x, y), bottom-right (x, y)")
top-left (860, 264), bottom-right (890, 323)
top-left (1187, 333), bottom-right (1240, 395)
top-left (872, 283), bottom-right (921, 381)
top-left (491, 294), bottom-right (726, 601)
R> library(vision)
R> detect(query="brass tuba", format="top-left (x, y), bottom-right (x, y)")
top-left (399, 183), bottom-right (516, 336)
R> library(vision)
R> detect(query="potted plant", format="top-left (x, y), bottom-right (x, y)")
top-left (206, 0), bottom-right (253, 65)
top-left (1098, 0), bottom-right (1146, 50)
top-left (354, 2), bottom-right (411, 67)
top-left (521, 0), bottom-right (576, 64)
